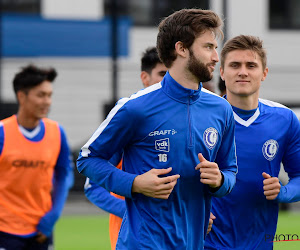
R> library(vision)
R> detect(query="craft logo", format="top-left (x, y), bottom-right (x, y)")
top-left (12, 159), bottom-right (48, 169)
top-left (262, 139), bottom-right (279, 161)
top-left (149, 129), bottom-right (177, 137)
top-left (155, 138), bottom-right (170, 152)
top-left (203, 127), bottom-right (218, 150)
top-left (265, 233), bottom-right (300, 243)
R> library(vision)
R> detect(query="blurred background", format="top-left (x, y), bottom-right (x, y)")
top-left (0, 0), bottom-right (300, 237)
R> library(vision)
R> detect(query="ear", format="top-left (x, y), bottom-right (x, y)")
top-left (261, 67), bottom-right (269, 82)
top-left (175, 41), bottom-right (187, 58)
top-left (220, 66), bottom-right (225, 81)
top-left (17, 91), bottom-right (26, 105)
top-left (141, 71), bottom-right (150, 88)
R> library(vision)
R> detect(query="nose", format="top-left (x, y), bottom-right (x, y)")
top-left (238, 66), bottom-right (248, 77)
top-left (212, 49), bottom-right (219, 63)
top-left (45, 95), bottom-right (52, 106)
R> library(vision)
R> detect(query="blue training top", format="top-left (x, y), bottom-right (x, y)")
top-left (77, 72), bottom-right (238, 249)
top-left (205, 99), bottom-right (300, 250)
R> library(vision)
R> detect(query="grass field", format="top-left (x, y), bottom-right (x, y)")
top-left (55, 211), bottom-right (300, 249)
top-left (55, 215), bottom-right (110, 250)
top-left (274, 211), bottom-right (300, 250)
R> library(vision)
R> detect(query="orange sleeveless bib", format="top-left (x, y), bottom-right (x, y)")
top-left (109, 160), bottom-right (124, 250)
top-left (0, 115), bottom-right (61, 235)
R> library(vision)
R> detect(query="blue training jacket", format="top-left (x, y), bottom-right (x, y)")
top-left (77, 72), bottom-right (238, 249)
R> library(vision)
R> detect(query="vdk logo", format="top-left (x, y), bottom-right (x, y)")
top-left (203, 127), bottom-right (218, 149)
top-left (155, 138), bottom-right (170, 152)
top-left (262, 139), bottom-right (279, 161)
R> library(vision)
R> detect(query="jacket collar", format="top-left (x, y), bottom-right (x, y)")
top-left (161, 71), bottom-right (202, 104)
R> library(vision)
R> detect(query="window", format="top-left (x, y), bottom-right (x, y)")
top-left (104, 0), bottom-right (209, 26)
top-left (0, 0), bottom-right (40, 14)
top-left (269, 0), bottom-right (300, 29)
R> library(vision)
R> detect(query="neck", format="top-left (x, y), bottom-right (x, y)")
top-left (227, 93), bottom-right (259, 110)
top-left (16, 111), bottom-right (40, 129)
top-left (169, 66), bottom-right (199, 90)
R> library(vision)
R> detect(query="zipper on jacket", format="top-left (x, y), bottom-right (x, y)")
top-left (187, 98), bottom-right (193, 148)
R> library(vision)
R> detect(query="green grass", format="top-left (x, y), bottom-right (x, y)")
top-left (55, 212), bottom-right (300, 249)
top-left (55, 215), bottom-right (111, 250)
top-left (274, 211), bottom-right (300, 250)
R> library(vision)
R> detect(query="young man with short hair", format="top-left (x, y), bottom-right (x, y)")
top-left (140, 46), bottom-right (168, 88)
top-left (78, 9), bottom-right (237, 249)
top-left (0, 65), bottom-right (73, 250)
top-left (205, 35), bottom-right (300, 250)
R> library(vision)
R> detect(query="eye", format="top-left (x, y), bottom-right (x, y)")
top-left (159, 71), bottom-right (167, 77)
top-left (229, 63), bottom-right (238, 68)
top-left (248, 63), bottom-right (257, 68)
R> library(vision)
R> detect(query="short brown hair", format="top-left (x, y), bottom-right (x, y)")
top-left (221, 35), bottom-right (267, 70)
top-left (157, 8), bottom-right (223, 68)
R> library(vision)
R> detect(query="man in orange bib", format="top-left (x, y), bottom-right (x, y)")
top-left (0, 64), bottom-right (73, 250)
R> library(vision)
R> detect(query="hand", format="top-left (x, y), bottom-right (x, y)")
top-left (262, 172), bottom-right (281, 200)
top-left (207, 212), bottom-right (216, 234)
top-left (132, 167), bottom-right (180, 199)
top-left (195, 153), bottom-right (222, 188)
top-left (35, 231), bottom-right (48, 244)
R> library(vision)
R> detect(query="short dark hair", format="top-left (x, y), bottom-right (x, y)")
top-left (157, 8), bottom-right (223, 68)
top-left (141, 47), bottom-right (162, 74)
top-left (221, 35), bottom-right (267, 70)
top-left (13, 64), bottom-right (57, 95)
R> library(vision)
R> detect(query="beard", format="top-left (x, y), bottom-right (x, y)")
top-left (187, 49), bottom-right (213, 83)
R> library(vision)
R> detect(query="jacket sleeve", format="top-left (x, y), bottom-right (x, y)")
top-left (37, 125), bottom-right (73, 236)
top-left (276, 111), bottom-right (300, 203)
top-left (211, 106), bottom-right (238, 197)
top-left (84, 178), bottom-right (126, 218)
top-left (77, 98), bottom-right (138, 199)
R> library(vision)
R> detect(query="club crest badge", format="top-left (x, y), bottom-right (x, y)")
top-left (203, 127), bottom-right (218, 150)
top-left (262, 139), bottom-right (279, 161)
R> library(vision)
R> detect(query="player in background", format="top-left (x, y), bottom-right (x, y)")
top-left (205, 35), bottom-right (300, 250)
top-left (140, 47), bottom-right (168, 88)
top-left (84, 46), bottom-right (167, 250)
top-left (0, 64), bottom-right (73, 250)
